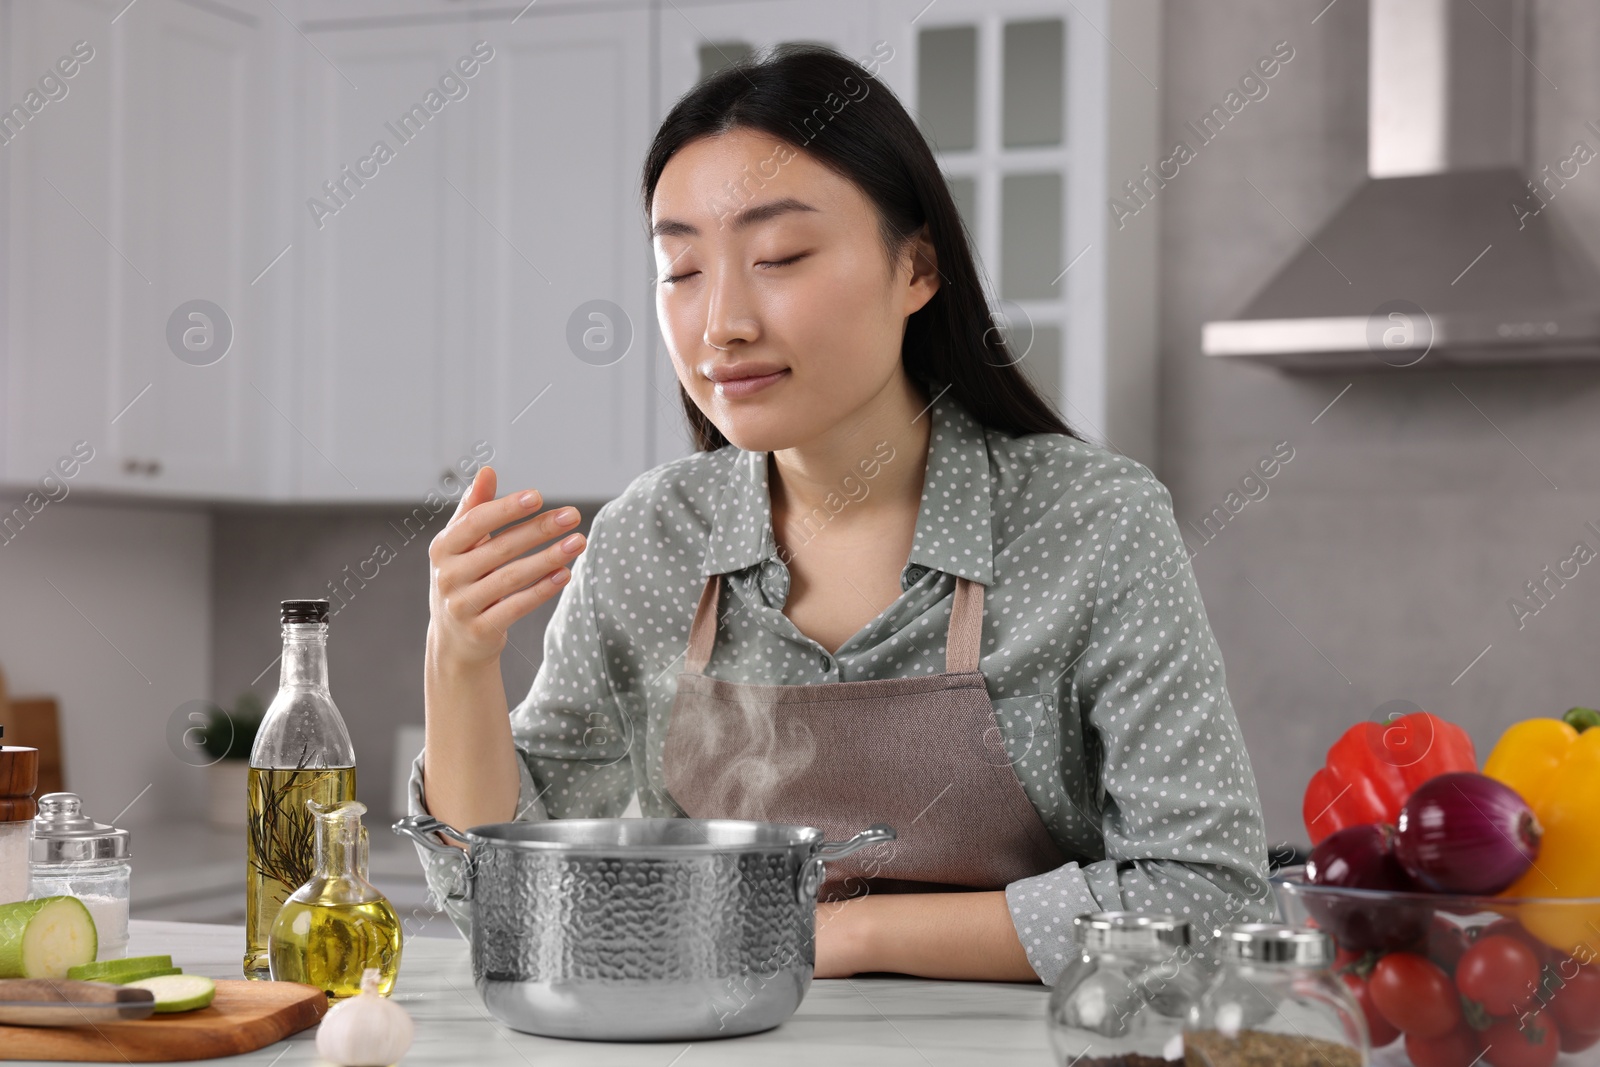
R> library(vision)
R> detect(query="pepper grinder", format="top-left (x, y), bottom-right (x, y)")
top-left (0, 746), bottom-right (40, 906)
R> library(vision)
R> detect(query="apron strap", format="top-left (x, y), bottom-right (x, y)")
top-left (684, 570), bottom-right (986, 674)
top-left (684, 572), bottom-right (723, 673)
top-left (945, 576), bottom-right (985, 673)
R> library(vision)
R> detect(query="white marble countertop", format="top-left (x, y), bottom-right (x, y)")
top-left (5, 920), bottom-right (1058, 1066)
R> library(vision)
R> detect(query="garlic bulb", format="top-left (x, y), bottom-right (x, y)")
top-left (315, 967), bottom-right (414, 1066)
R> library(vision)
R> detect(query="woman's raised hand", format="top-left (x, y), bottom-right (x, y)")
top-left (427, 465), bottom-right (587, 666)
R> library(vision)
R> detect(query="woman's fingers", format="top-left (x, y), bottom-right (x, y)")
top-left (471, 532), bottom-right (586, 608)
top-left (458, 466), bottom-right (496, 550)
top-left (456, 506), bottom-right (581, 583)
top-left (478, 557), bottom-right (577, 635)
top-left (431, 476), bottom-right (576, 565)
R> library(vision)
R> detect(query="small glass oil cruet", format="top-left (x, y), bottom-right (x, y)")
top-left (267, 799), bottom-right (401, 999)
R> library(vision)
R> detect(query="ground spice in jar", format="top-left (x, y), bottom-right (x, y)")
top-left (1077, 1056), bottom-right (1180, 1067)
top-left (1183, 1028), bottom-right (1362, 1067)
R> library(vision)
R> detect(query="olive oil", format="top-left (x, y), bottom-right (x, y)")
top-left (245, 766), bottom-right (355, 979)
top-left (268, 898), bottom-right (401, 999)
top-left (245, 599), bottom-right (357, 981)
top-left (268, 800), bottom-right (401, 999)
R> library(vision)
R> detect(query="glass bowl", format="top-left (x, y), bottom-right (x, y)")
top-left (1273, 867), bottom-right (1600, 1066)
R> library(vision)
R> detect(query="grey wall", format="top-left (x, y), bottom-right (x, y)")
top-left (1158, 0), bottom-right (1600, 843)
top-left (0, 493), bottom-right (210, 829)
top-left (210, 500), bottom-right (604, 818)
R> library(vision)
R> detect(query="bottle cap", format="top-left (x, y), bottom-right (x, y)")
top-left (0, 747), bottom-right (40, 822)
top-left (30, 792), bottom-right (131, 863)
top-left (1214, 922), bottom-right (1331, 966)
top-left (281, 600), bottom-right (330, 625)
top-left (1073, 911), bottom-right (1191, 952)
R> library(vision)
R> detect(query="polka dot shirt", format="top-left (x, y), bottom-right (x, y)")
top-left (408, 386), bottom-right (1275, 984)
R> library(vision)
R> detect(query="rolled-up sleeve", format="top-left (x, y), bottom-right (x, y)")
top-left (407, 498), bottom-right (637, 938)
top-left (1003, 477), bottom-right (1274, 986)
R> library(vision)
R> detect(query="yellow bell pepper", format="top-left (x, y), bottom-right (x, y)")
top-left (1487, 713), bottom-right (1600, 960)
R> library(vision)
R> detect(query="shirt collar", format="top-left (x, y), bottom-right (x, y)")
top-left (700, 385), bottom-right (995, 585)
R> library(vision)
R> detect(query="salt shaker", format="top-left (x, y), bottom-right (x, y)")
top-left (29, 792), bottom-right (133, 958)
top-left (0, 746), bottom-right (40, 905)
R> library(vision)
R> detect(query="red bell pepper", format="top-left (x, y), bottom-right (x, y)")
top-left (1302, 711), bottom-right (1477, 845)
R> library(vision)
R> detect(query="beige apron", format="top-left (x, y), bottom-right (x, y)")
top-left (662, 570), bottom-right (1067, 901)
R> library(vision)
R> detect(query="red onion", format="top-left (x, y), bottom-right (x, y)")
top-left (1307, 823), bottom-right (1416, 892)
top-left (1305, 823), bottom-right (1431, 951)
top-left (1394, 772), bottom-right (1542, 895)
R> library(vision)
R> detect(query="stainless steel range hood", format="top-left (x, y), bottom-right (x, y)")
top-left (1202, 0), bottom-right (1600, 368)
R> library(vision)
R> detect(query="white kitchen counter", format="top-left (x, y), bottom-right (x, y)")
top-left (6, 920), bottom-right (1057, 1066)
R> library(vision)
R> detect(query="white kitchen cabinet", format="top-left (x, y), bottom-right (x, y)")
top-left (3, 0), bottom-right (1158, 503)
top-left (2, 0), bottom-right (118, 492)
top-left (458, 5), bottom-right (655, 504)
top-left (292, 6), bottom-right (653, 503)
top-left (291, 20), bottom-right (487, 501)
top-left (2, 0), bottom-right (286, 500)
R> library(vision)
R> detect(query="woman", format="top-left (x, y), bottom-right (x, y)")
top-left (409, 44), bottom-right (1273, 986)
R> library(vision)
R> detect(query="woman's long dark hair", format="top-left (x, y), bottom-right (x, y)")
top-left (640, 42), bottom-right (1082, 451)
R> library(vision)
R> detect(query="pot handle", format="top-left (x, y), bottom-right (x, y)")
top-left (796, 823), bottom-right (896, 905)
top-left (816, 822), bottom-right (896, 861)
top-left (393, 814), bottom-right (474, 902)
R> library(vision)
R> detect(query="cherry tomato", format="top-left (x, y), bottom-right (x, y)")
top-left (1482, 1009), bottom-right (1560, 1067)
top-left (1425, 917), bottom-right (1471, 974)
top-left (1456, 935), bottom-right (1543, 1016)
top-left (1550, 963), bottom-right (1600, 1037)
top-left (1477, 918), bottom-right (1561, 965)
top-left (1341, 970), bottom-right (1400, 1047)
top-left (1560, 1027), bottom-right (1600, 1054)
top-left (1405, 1027), bottom-right (1483, 1067)
top-left (1370, 952), bottom-right (1463, 1038)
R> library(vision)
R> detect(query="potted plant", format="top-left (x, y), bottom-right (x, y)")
top-left (201, 692), bottom-right (264, 829)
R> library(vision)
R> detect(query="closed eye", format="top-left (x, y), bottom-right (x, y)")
top-left (660, 253), bottom-right (808, 285)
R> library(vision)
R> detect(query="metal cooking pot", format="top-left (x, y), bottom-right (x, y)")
top-left (393, 814), bottom-right (895, 1041)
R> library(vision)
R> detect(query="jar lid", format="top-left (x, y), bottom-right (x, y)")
top-left (1215, 922), bottom-right (1331, 966)
top-left (1073, 911), bottom-right (1191, 952)
top-left (0, 747), bottom-right (40, 822)
top-left (29, 792), bottom-right (131, 863)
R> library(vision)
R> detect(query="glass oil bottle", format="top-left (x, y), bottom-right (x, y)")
top-left (268, 799), bottom-right (401, 999)
top-left (245, 599), bottom-right (357, 979)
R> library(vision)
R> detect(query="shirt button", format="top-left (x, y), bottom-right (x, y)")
top-left (906, 565), bottom-right (928, 583)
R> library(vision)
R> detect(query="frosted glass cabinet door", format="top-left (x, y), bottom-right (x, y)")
top-left (460, 7), bottom-right (655, 504)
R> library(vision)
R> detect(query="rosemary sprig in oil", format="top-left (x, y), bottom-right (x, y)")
top-left (247, 749), bottom-right (343, 890)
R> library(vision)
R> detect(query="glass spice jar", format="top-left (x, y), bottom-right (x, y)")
top-left (28, 792), bottom-right (134, 959)
top-left (1047, 912), bottom-right (1200, 1067)
top-left (1185, 923), bottom-right (1368, 1067)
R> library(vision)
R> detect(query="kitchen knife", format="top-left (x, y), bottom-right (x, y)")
top-left (0, 978), bottom-right (156, 1027)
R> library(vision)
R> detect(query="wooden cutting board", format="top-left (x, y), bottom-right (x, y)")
top-left (0, 979), bottom-right (328, 1062)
